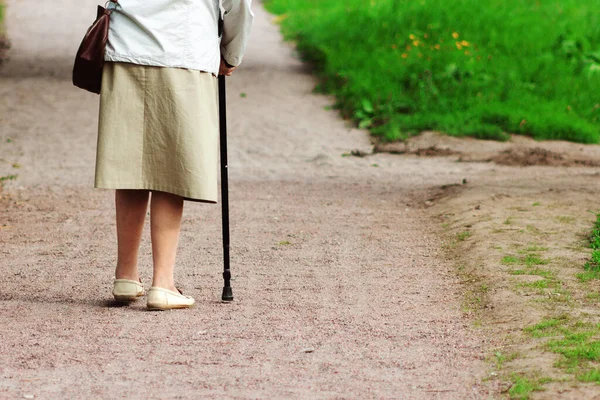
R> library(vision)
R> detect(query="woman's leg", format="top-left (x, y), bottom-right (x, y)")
top-left (150, 191), bottom-right (184, 292)
top-left (115, 189), bottom-right (150, 281)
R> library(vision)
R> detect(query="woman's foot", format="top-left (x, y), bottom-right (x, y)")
top-left (112, 279), bottom-right (145, 302)
top-left (147, 286), bottom-right (195, 310)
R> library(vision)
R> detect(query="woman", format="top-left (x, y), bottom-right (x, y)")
top-left (95, 0), bottom-right (253, 310)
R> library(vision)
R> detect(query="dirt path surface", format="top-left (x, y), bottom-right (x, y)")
top-left (0, 1), bottom-right (501, 398)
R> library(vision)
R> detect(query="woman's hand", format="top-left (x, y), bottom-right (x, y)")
top-left (219, 58), bottom-right (236, 76)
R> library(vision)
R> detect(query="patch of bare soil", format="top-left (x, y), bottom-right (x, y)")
top-left (492, 148), bottom-right (600, 167)
top-left (414, 146), bottom-right (459, 157)
top-left (376, 131), bottom-right (600, 167)
top-left (431, 168), bottom-right (600, 398)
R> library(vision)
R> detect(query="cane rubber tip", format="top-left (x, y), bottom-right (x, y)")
top-left (221, 287), bottom-right (233, 302)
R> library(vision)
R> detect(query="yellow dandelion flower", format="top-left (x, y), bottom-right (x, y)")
top-left (406, 45), bottom-right (412, 51)
top-left (452, 32), bottom-right (459, 39)
top-left (456, 42), bottom-right (463, 50)
top-left (434, 44), bottom-right (441, 50)
top-left (461, 40), bottom-right (470, 47)
top-left (413, 40), bottom-right (420, 46)
top-left (409, 34), bottom-right (416, 40)
top-left (401, 53), bottom-right (409, 59)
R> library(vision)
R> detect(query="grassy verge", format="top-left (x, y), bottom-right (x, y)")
top-left (0, 2), bottom-right (4, 32)
top-left (0, 137), bottom-right (18, 192)
top-left (507, 374), bottom-right (550, 400)
top-left (577, 214), bottom-right (600, 282)
top-left (505, 213), bottom-right (600, 396)
top-left (0, 1), bottom-right (8, 64)
top-left (265, 0), bottom-right (600, 143)
top-left (433, 180), bottom-right (600, 398)
top-left (525, 316), bottom-right (600, 382)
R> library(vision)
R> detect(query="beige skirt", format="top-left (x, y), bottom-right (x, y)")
top-left (95, 62), bottom-right (219, 203)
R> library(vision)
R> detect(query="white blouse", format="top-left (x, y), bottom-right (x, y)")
top-left (104, 0), bottom-right (253, 75)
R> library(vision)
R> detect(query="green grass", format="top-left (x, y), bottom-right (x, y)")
top-left (586, 292), bottom-right (600, 301)
top-left (526, 317), bottom-right (600, 378)
top-left (523, 254), bottom-right (549, 267)
top-left (522, 279), bottom-right (550, 289)
top-left (265, 0), bottom-right (600, 143)
top-left (0, 174), bottom-right (17, 190)
top-left (508, 374), bottom-right (547, 399)
top-left (0, 2), bottom-right (4, 33)
top-left (0, 2), bottom-right (7, 59)
top-left (456, 230), bottom-right (471, 241)
top-left (579, 369), bottom-right (600, 383)
top-left (578, 269), bottom-right (600, 283)
top-left (578, 213), bottom-right (600, 282)
top-left (504, 250), bottom-right (557, 294)
top-left (525, 317), bottom-right (566, 338)
top-left (502, 256), bottom-right (519, 265)
top-left (494, 351), bottom-right (519, 369)
top-left (502, 254), bottom-right (549, 267)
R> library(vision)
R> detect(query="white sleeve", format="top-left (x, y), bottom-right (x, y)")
top-left (220, 0), bottom-right (254, 67)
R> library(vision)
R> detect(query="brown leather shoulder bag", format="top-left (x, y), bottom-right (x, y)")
top-left (72, 2), bottom-right (117, 94)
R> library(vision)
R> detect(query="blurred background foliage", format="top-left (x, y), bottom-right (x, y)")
top-left (0, 2), bottom-right (8, 64)
top-left (265, 0), bottom-right (600, 143)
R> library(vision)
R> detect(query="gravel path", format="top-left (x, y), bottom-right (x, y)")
top-left (0, 1), bottom-right (497, 398)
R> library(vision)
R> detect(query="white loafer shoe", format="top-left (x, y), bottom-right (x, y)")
top-left (113, 279), bottom-right (145, 302)
top-left (147, 287), bottom-right (195, 310)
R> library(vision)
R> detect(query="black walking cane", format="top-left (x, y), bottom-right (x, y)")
top-left (219, 74), bottom-right (233, 302)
